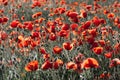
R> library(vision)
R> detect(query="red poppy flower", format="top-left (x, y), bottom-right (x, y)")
top-left (54, 8), bottom-right (59, 14)
top-left (114, 17), bottom-right (120, 25)
top-left (55, 59), bottom-right (63, 66)
top-left (32, 1), bottom-right (41, 7)
top-left (81, 58), bottom-right (99, 69)
top-left (66, 62), bottom-right (77, 70)
top-left (31, 31), bottom-right (40, 38)
top-left (85, 35), bottom-right (95, 44)
top-left (104, 52), bottom-right (112, 58)
top-left (10, 20), bottom-right (19, 28)
top-left (26, 23), bottom-right (33, 31)
top-left (87, 28), bottom-right (97, 37)
top-left (43, 53), bottom-right (50, 60)
top-left (53, 59), bottom-right (63, 69)
top-left (25, 60), bottom-right (39, 72)
top-left (55, 7), bottom-right (66, 14)
top-left (58, 30), bottom-right (68, 37)
top-left (39, 47), bottom-right (47, 54)
top-left (67, 11), bottom-right (78, 18)
top-left (0, 31), bottom-right (8, 40)
top-left (53, 46), bottom-right (63, 54)
top-left (92, 16), bottom-right (101, 26)
top-left (38, 18), bottom-right (45, 23)
top-left (107, 13), bottom-right (115, 19)
top-left (100, 18), bottom-right (106, 24)
top-left (62, 24), bottom-right (70, 30)
top-left (49, 33), bottom-right (56, 41)
top-left (41, 60), bottom-right (53, 70)
top-left (2, 17), bottom-right (8, 23)
top-left (81, 21), bottom-right (91, 30)
top-left (32, 12), bottom-right (42, 19)
top-left (70, 23), bottom-right (78, 30)
top-left (109, 58), bottom-right (120, 68)
top-left (53, 61), bottom-right (59, 69)
top-left (30, 40), bottom-right (38, 48)
top-left (63, 42), bottom-right (73, 50)
top-left (24, 22), bottom-right (33, 31)
top-left (58, 7), bottom-right (66, 14)
top-left (92, 47), bottom-right (103, 55)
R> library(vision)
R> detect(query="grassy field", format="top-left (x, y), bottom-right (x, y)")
top-left (0, 0), bottom-right (120, 80)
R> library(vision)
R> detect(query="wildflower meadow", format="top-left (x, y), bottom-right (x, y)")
top-left (0, 0), bottom-right (120, 80)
